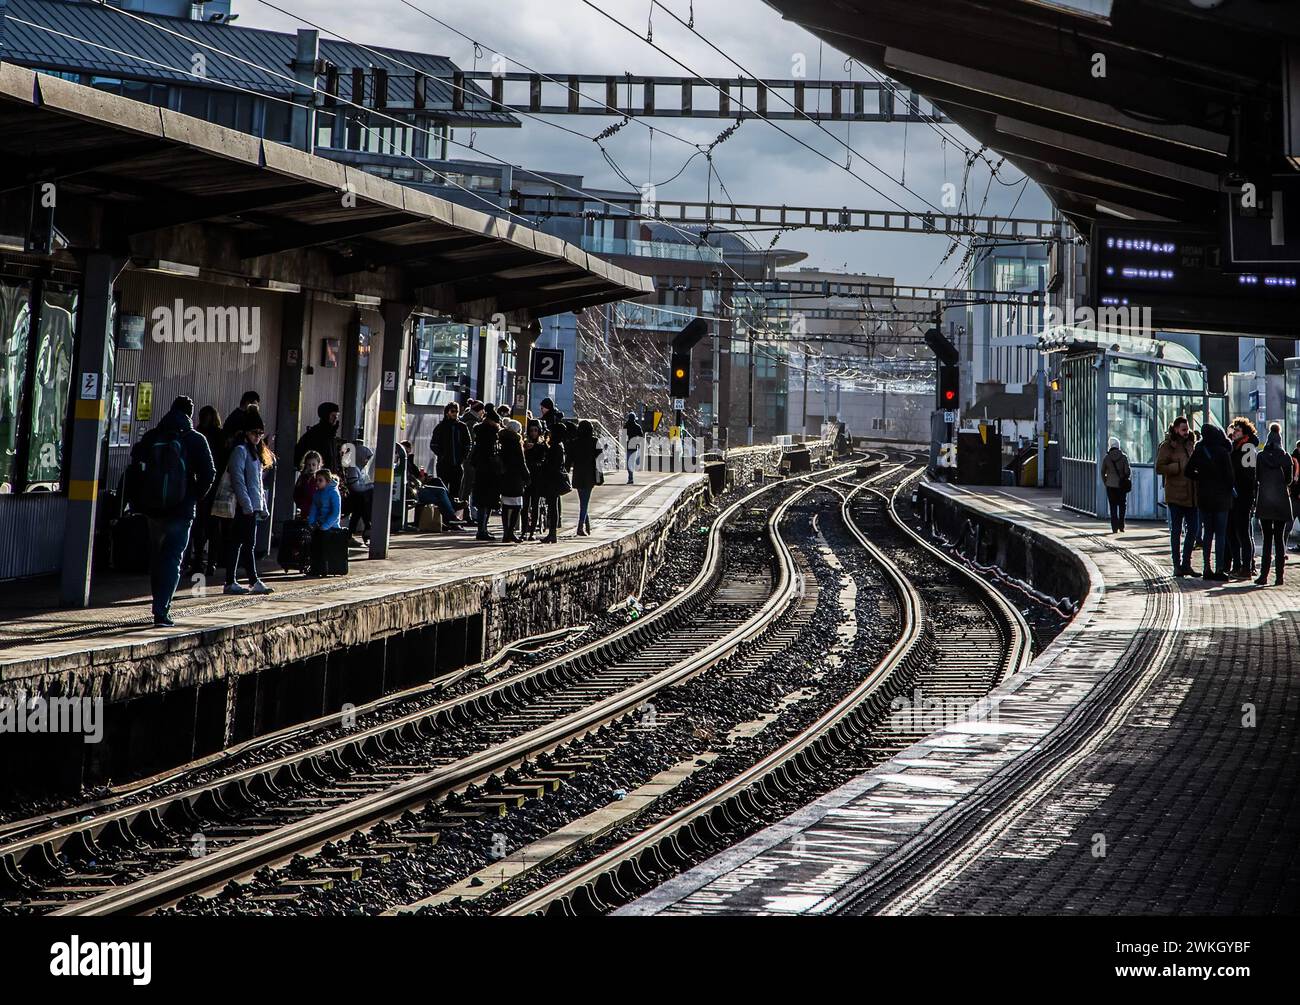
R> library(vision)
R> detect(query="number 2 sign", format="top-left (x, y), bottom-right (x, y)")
top-left (529, 349), bottom-right (564, 384)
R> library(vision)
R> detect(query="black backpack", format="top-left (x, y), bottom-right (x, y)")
top-left (130, 427), bottom-right (189, 516)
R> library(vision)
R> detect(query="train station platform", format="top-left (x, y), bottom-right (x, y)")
top-left (0, 470), bottom-right (710, 791)
top-left (621, 481), bottom-right (1300, 916)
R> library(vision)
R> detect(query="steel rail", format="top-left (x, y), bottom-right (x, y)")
top-left (495, 471), bottom-right (927, 916)
top-left (46, 463), bottom-right (858, 916)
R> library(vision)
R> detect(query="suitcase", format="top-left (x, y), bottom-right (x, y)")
top-left (417, 506), bottom-right (443, 532)
top-left (110, 512), bottom-right (152, 574)
top-left (310, 527), bottom-right (351, 576)
top-left (277, 518), bottom-right (313, 574)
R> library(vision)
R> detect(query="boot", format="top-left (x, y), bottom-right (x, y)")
top-left (1202, 557), bottom-right (1215, 581)
top-left (1255, 557), bottom-right (1270, 586)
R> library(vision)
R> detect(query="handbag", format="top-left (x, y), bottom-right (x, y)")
top-left (211, 470), bottom-right (236, 519)
top-left (1121, 476), bottom-right (1132, 495)
top-left (595, 468), bottom-right (605, 486)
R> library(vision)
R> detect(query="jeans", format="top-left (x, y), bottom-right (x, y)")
top-left (626, 445), bottom-right (639, 484)
top-left (1167, 503), bottom-right (1199, 570)
top-left (544, 495), bottom-right (561, 539)
top-left (577, 485), bottom-right (593, 531)
top-left (417, 485), bottom-right (458, 522)
top-left (225, 511), bottom-right (260, 586)
top-left (1105, 486), bottom-right (1127, 532)
top-left (188, 493), bottom-right (218, 572)
top-left (348, 487), bottom-right (374, 534)
top-left (1228, 497), bottom-right (1255, 569)
top-left (476, 503), bottom-right (493, 536)
top-left (1200, 508), bottom-right (1229, 573)
top-left (1260, 519), bottom-right (1286, 580)
top-left (147, 516), bottom-right (192, 621)
top-left (524, 492), bottom-right (541, 535)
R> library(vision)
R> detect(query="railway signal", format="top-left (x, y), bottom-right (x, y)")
top-left (937, 364), bottom-right (960, 412)
top-left (670, 352), bottom-right (691, 398)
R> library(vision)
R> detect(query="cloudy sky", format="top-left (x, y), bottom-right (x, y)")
top-left (239, 0), bottom-right (1052, 287)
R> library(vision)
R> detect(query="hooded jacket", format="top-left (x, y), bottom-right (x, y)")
top-left (1186, 425), bottom-right (1236, 513)
top-left (294, 402), bottom-right (342, 472)
top-left (1101, 445), bottom-right (1130, 490)
top-left (1256, 434), bottom-right (1294, 522)
top-left (567, 428), bottom-right (604, 490)
top-left (497, 426), bottom-right (529, 498)
top-left (130, 407), bottom-right (216, 519)
top-left (1230, 429), bottom-right (1260, 504)
top-left (1155, 429), bottom-right (1197, 508)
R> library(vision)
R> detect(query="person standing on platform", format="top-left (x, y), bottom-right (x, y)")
top-left (1227, 417), bottom-right (1259, 578)
top-left (497, 422), bottom-right (528, 543)
top-left (186, 404), bottom-right (225, 579)
top-left (1100, 437), bottom-right (1132, 534)
top-left (221, 391), bottom-right (261, 467)
top-left (523, 420), bottom-right (547, 539)
top-left (568, 420), bottom-right (603, 537)
top-left (430, 402), bottom-right (469, 512)
top-left (1156, 416), bottom-right (1199, 577)
top-left (295, 401), bottom-right (343, 475)
top-left (224, 418), bottom-right (275, 596)
top-left (539, 425), bottom-right (568, 543)
top-left (1254, 424), bottom-right (1293, 586)
top-left (469, 406), bottom-right (502, 541)
top-left (1186, 424), bottom-right (1235, 582)
top-left (624, 412), bottom-right (643, 485)
top-left (130, 396), bottom-right (216, 628)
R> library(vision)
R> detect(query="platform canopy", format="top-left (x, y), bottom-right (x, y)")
top-left (0, 63), bottom-right (651, 321)
top-left (762, 0), bottom-right (1300, 237)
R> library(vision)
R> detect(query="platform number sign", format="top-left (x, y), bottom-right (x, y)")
top-left (530, 348), bottom-right (564, 384)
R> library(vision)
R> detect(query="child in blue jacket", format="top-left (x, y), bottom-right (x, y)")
top-left (307, 469), bottom-right (342, 530)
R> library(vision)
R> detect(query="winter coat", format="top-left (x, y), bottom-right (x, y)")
top-left (227, 442), bottom-right (268, 517)
top-left (1186, 426), bottom-right (1236, 514)
top-left (1255, 445), bottom-right (1294, 522)
top-left (523, 438), bottom-right (547, 493)
top-left (293, 471), bottom-right (318, 518)
top-left (1155, 433), bottom-right (1196, 509)
top-left (430, 417), bottom-right (470, 476)
top-left (498, 427), bottom-right (529, 498)
top-left (624, 416), bottom-right (644, 441)
top-left (469, 421), bottom-right (501, 507)
top-left (307, 481), bottom-right (342, 530)
top-left (1230, 433), bottom-right (1260, 506)
top-left (538, 438), bottom-right (568, 498)
top-left (568, 432), bottom-right (604, 490)
top-left (343, 443), bottom-right (374, 494)
top-left (295, 418), bottom-right (342, 472)
top-left (221, 406), bottom-right (261, 470)
top-left (1100, 447), bottom-right (1131, 490)
top-left (130, 407), bottom-right (217, 520)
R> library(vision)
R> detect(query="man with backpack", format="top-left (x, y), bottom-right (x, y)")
top-left (129, 396), bottom-right (216, 627)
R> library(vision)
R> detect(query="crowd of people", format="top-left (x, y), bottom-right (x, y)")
top-left (1107, 414), bottom-right (1300, 586)
top-left (127, 389), bottom-right (622, 628)
top-left (426, 396), bottom-right (605, 542)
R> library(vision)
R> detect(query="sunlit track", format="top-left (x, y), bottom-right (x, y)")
top-left (1, 459), bottom-right (872, 917)
top-left (490, 457), bottom-right (1028, 917)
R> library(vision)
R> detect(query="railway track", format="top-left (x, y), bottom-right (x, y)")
top-left (0, 457), bottom-right (877, 917)
top-left (490, 467), bottom-right (1029, 916)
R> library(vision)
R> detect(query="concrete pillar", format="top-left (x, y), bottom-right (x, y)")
top-left (369, 300), bottom-right (411, 559)
top-left (60, 251), bottom-right (126, 607)
top-left (272, 294), bottom-right (309, 528)
top-left (514, 320), bottom-right (539, 420)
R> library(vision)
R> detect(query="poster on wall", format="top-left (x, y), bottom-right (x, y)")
top-left (136, 381), bottom-right (154, 422)
top-left (109, 382), bottom-right (136, 448)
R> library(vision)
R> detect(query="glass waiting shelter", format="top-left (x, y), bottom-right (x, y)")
top-left (1043, 326), bottom-right (1212, 521)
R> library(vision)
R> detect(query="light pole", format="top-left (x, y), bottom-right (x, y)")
top-left (801, 342), bottom-right (811, 439)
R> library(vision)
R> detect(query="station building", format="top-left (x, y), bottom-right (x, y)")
top-left (0, 62), bottom-right (649, 599)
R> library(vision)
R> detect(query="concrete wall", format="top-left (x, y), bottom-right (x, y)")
top-left (917, 482), bottom-right (1089, 610)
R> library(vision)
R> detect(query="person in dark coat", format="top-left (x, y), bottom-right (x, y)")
top-left (468, 406), bottom-right (502, 540)
top-left (430, 402), bottom-right (470, 507)
top-left (567, 420), bottom-right (604, 537)
top-left (1186, 424), bottom-right (1236, 581)
top-left (1254, 424), bottom-right (1293, 586)
top-left (219, 391), bottom-right (261, 473)
top-left (538, 428), bottom-right (568, 543)
top-left (294, 402), bottom-right (343, 474)
top-left (186, 404), bottom-right (225, 578)
top-left (1100, 437), bottom-right (1131, 534)
top-left (623, 412), bottom-right (643, 485)
top-left (497, 424), bottom-right (528, 543)
top-left (1290, 440), bottom-right (1300, 553)
top-left (131, 396), bottom-right (216, 627)
top-left (540, 397), bottom-right (565, 435)
top-left (522, 420), bottom-right (547, 539)
top-left (1227, 417), bottom-right (1260, 577)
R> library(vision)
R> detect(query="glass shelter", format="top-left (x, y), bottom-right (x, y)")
top-left (1043, 327), bottom-right (1211, 521)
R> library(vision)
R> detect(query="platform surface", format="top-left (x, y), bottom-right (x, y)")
top-left (620, 483), bottom-right (1300, 916)
top-left (0, 471), bottom-right (703, 674)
